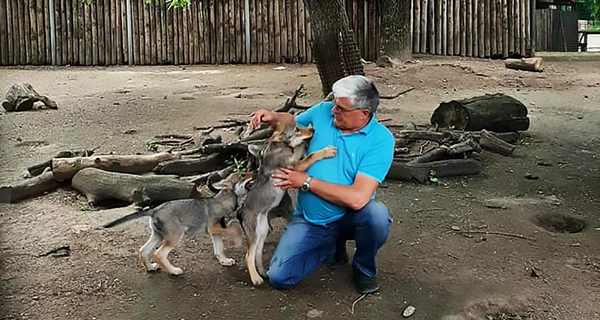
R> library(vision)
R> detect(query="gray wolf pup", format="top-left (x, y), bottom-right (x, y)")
top-left (237, 121), bottom-right (337, 285)
top-left (102, 172), bottom-right (252, 276)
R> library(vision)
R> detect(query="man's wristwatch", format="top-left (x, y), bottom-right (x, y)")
top-left (301, 176), bottom-right (313, 192)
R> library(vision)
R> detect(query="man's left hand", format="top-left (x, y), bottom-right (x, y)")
top-left (271, 168), bottom-right (308, 189)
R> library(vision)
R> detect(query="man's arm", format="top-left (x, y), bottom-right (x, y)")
top-left (307, 174), bottom-right (380, 211)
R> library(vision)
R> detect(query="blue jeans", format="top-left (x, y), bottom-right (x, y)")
top-left (266, 200), bottom-right (392, 290)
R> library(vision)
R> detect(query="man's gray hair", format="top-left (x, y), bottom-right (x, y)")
top-left (331, 75), bottom-right (380, 114)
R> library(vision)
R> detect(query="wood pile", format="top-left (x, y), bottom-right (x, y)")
top-left (0, 86), bottom-right (528, 205)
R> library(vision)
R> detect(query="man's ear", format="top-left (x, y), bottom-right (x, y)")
top-left (247, 144), bottom-right (262, 158)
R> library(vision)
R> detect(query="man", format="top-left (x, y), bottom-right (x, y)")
top-left (249, 75), bottom-right (395, 294)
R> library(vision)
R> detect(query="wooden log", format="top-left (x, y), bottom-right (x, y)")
top-left (26, 150), bottom-right (96, 177)
top-left (421, 0), bottom-right (427, 53)
top-left (414, 0), bottom-right (421, 53)
top-left (2, 82), bottom-right (58, 112)
top-left (479, 129), bottom-right (515, 156)
top-left (71, 167), bottom-right (199, 206)
top-left (505, 57), bottom-right (543, 72)
top-left (51, 152), bottom-right (181, 181)
top-left (430, 93), bottom-right (530, 132)
top-left (153, 148), bottom-right (245, 176)
top-left (0, 168), bottom-right (62, 203)
top-left (386, 159), bottom-right (482, 183)
top-left (407, 147), bottom-right (449, 164)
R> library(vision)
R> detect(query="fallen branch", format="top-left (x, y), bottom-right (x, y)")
top-left (182, 165), bottom-right (237, 185)
top-left (274, 84), bottom-right (305, 113)
top-left (0, 168), bottom-right (63, 203)
top-left (380, 87), bottom-right (415, 99)
top-left (454, 230), bottom-right (535, 241)
top-left (193, 119), bottom-right (248, 131)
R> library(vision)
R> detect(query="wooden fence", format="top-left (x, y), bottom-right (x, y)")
top-left (0, 0), bottom-right (533, 66)
top-left (535, 8), bottom-right (579, 52)
top-left (411, 0), bottom-right (532, 58)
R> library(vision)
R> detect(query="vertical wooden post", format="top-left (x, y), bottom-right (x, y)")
top-left (49, 0), bottom-right (56, 65)
top-left (126, 0), bottom-right (132, 65)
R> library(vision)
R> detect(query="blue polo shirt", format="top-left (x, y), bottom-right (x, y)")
top-left (293, 101), bottom-right (395, 226)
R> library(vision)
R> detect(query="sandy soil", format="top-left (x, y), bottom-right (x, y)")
top-left (1, 56), bottom-right (600, 320)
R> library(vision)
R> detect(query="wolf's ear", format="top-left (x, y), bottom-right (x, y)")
top-left (247, 144), bottom-right (262, 158)
top-left (211, 180), bottom-right (225, 190)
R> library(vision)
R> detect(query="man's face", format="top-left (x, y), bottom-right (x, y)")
top-left (331, 97), bottom-right (370, 130)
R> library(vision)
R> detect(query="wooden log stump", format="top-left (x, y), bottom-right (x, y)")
top-left (430, 93), bottom-right (530, 132)
top-left (505, 57), bottom-right (543, 72)
top-left (71, 168), bottom-right (199, 206)
top-left (0, 168), bottom-right (63, 203)
top-left (386, 159), bottom-right (482, 183)
top-left (51, 151), bottom-right (181, 181)
top-left (2, 82), bottom-right (58, 111)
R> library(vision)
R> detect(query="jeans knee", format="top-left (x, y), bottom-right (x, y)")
top-left (266, 267), bottom-right (293, 290)
top-left (360, 200), bottom-right (392, 229)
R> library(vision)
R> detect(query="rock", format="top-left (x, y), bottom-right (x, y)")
top-left (306, 308), bottom-right (323, 318)
top-left (451, 226), bottom-right (461, 231)
top-left (524, 173), bottom-right (539, 180)
top-left (403, 305), bottom-right (416, 317)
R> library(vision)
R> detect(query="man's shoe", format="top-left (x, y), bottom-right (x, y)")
top-left (327, 249), bottom-right (349, 270)
top-left (353, 266), bottom-right (379, 294)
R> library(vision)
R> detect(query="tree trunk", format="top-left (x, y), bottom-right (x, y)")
top-left (303, 0), bottom-right (364, 96)
top-left (379, 0), bottom-right (413, 61)
top-left (0, 168), bottom-right (63, 203)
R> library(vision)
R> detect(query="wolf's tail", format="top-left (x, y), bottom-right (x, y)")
top-left (101, 208), bottom-right (152, 228)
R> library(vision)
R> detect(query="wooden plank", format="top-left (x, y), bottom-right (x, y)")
top-left (508, 0), bottom-right (514, 55)
top-left (23, 0), bottom-right (32, 64)
top-left (454, 0), bottom-right (459, 54)
top-left (147, 1), bottom-right (154, 64)
top-left (78, 0), bottom-right (85, 64)
top-left (520, 0), bottom-right (525, 55)
top-left (16, 0), bottom-right (25, 64)
top-left (193, 0), bottom-right (200, 63)
top-left (460, 0), bottom-right (466, 55)
top-left (484, 0), bottom-right (490, 57)
top-left (428, 0), bottom-right (434, 53)
top-left (109, 0), bottom-right (116, 65)
top-left (6, 0), bottom-right (14, 64)
top-left (514, 0), bottom-right (520, 54)
top-left (62, 0), bottom-right (68, 64)
top-left (198, 0), bottom-right (205, 63)
top-left (286, 0), bottom-right (292, 61)
top-left (490, 0), bottom-right (496, 55)
top-left (223, 0), bottom-right (229, 63)
top-left (36, 0), bottom-right (46, 64)
top-left (274, 0), bottom-right (281, 62)
top-left (70, 0), bottom-right (78, 65)
top-left (420, 0), bottom-right (427, 53)
top-left (84, 1), bottom-right (91, 65)
top-left (144, 1), bottom-right (151, 64)
top-left (369, 0), bottom-right (376, 60)
top-left (184, 2), bottom-right (191, 64)
top-left (166, 1), bottom-right (173, 64)
top-left (502, 0), bottom-right (508, 57)
top-left (441, 0), bottom-right (446, 55)
top-left (265, 0), bottom-right (271, 62)
top-left (257, 0), bottom-right (263, 62)
top-left (0, 0), bottom-right (8, 65)
top-left (27, 0), bottom-right (38, 64)
top-left (105, 0), bottom-right (112, 65)
top-left (466, 0), bottom-right (472, 56)
top-left (294, 0), bottom-right (301, 62)
top-left (306, 0), bottom-right (312, 62)
top-left (478, 0), bottom-right (484, 57)
top-left (413, 0), bottom-right (420, 53)
top-left (95, 0), bottom-right (103, 65)
top-left (496, 0), bottom-right (502, 55)
top-left (524, 0), bottom-right (529, 56)
top-left (234, 0), bottom-right (240, 62)
top-left (436, 0), bottom-right (442, 54)
top-left (91, 0), bottom-right (98, 65)
top-left (116, 0), bottom-right (122, 64)
top-left (448, 0), bottom-right (453, 55)
top-left (173, 4), bottom-right (178, 65)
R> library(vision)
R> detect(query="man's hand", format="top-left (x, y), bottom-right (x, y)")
top-left (250, 109), bottom-right (275, 129)
top-left (271, 168), bottom-right (308, 189)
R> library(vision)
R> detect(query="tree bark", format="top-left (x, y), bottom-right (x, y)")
top-left (379, 0), bottom-right (413, 61)
top-left (71, 167), bottom-right (199, 206)
top-left (303, 0), bottom-right (364, 96)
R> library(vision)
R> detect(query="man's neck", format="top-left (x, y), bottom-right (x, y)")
top-left (341, 118), bottom-right (370, 134)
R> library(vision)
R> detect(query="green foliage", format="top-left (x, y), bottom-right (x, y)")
top-left (575, 0), bottom-right (600, 20)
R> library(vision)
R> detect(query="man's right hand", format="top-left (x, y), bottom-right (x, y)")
top-left (250, 109), bottom-right (275, 129)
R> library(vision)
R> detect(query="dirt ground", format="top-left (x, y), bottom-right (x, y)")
top-left (1, 56), bottom-right (600, 320)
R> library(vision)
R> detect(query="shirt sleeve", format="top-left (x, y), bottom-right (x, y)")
top-left (357, 129), bottom-right (396, 183)
top-left (295, 101), bottom-right (332, 128)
